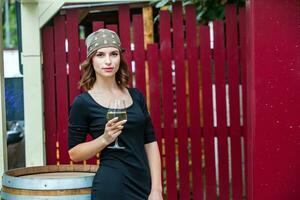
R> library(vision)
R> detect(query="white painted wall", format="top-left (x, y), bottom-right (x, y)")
top-left (3, 50), bottom-right (21, 78)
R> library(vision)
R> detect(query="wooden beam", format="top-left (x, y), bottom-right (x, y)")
top-left (143, 6), bottom-right (154, 48)
top-left (20, 0), bottom-right (39, 3)
top-left (78, 9), bottom-right (89, 23)
top-left (21, 2), bottom-right (45, 166)
top-left (142, 6), bottom-right (154, 109)
top-left (0, 0), bottom-right (8, 186)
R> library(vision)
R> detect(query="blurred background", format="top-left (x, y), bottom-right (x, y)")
top-left (2, 0), bottom-right (24, 169)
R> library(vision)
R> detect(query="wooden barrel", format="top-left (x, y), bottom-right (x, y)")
top-left (1, 165), bottom-right (98, 200)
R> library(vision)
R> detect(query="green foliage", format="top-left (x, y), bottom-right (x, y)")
top-left (2, 1), bottom-right (18, 48)
top-left (150, 0), bottom-right (245, 24)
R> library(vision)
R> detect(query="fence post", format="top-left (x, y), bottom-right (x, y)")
top-left (246, 0), bottom-right (300, 199)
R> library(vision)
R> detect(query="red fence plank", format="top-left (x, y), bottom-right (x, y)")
top-left (200, 25), bottom-right (217, 200)
top-left (239, 7), bottom-right (247, 198)
top-left (159, 10), bottom-right (177, 200)
top-left (186, 5), bottom-right (203, 200)
top-left (79, 39), bottom-right (86, 95)
top-left (133, 15), bottom-right (146, 95)
top-left (147, 44), bottom-right (163, 185)
top-left (42, 26), bottom-right (57, 165)
top-left (66, 10), bottom-right (81, 104)
top-left (172, 3), bottom-right (190, 200)
top-left (54, 15), bottom-right (69, 164)
top-left (106, 24), bottom-right (118, 33)
top-left (214, 20), bottom-right (230, 200)
top-left (147, 44), bottom-right (162, 154)
top-left (247, 1), bottom-right (300, 199)
top-left (118, 5), bottom-right (132, 85)
top-left (79, 31), bottom-right (97, 165)
top-left (225, 6), bottom-right (243, 200)
top-left (79, 39), bottom-right (86, 63)
top-left (92, 21), bottom-right (104, 32)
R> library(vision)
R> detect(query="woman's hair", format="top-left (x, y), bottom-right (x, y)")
top-left (79, 51), bottom-right (130, 91)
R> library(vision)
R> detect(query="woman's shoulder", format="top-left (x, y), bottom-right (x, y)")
top-left (128, 87), bottom-right (144, 98)
top-left (71, 92), bottom-right (91, 108)
top-left (128, 87), bottom-right (146, 108)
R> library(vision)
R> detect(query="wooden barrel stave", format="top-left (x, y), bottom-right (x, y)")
top-left (1, 165), bottom-right (98, 200)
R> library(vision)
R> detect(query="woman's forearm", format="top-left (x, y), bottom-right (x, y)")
top-left (68, 135), bottom-right (108, 162)
top-left (69, 118), bottom-right (127, 162)
top-left (145, 141), bottom-right (162, 192)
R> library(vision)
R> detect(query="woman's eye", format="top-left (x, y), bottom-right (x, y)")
top-left (96, 53), bottom-right (104, 57)
top-left (111, 52), bottom-right (119, 56)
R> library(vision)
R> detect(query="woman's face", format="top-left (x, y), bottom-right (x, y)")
top-left (92, 47), bottom-right (120, 78)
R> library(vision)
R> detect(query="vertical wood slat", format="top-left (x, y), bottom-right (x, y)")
top-left (54, 15), bottom-right (69, 164)
top-left (244, 7), bottom-right (253, 200)
top-left (79, 35), bottom-right (97, 165)
top-left (42, 27), bottom-right (57, 165)
top-left (214, 20), bottom-right (230, 200)
top-left (79, 39), bottom-right (86, 63)
top-left (106, 24), bottom-right (118, 33)
top-left (200, 25), bottom-right (217, 200)
top-left (239, 7), bottom-right (247, 197)
top-left (143, 7), bottom-right (154, 48)
top-left (159, 10), bottom-right (177, 200)
top-left (79, 39), bottom-right (86, 95)
top-left (68, 39), bottom-right (85, 165)
top-left (172, 3), bottom-right (190, 200)
top-left (92, 21), bottom-right (104, 32)
top-left (147, 44), bottom-right (162, 153)
top-left (118, 5), bottom-right (132, 84)
top-left (142, 6), bottom-right (154, 109)
top-left (225, 6), bottom-right (243, 200)
top-left (133, 15), bottom-right (146, 96)
top-left (186, 5), bottom-right (203, 200)
top-left (66, 10), bottom-right (81, 104)
top-left (147, 44), bottom-right (164, 193)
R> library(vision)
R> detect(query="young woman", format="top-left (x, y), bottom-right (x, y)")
top-left (68, 29), bottom-right (163, 200)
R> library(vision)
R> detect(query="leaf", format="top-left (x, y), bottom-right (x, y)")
top-left (196, 7), bottom-right (207, 22)
top-left (197, 6), bottom-right (207, 16)
top-left (156, 0), bottom-right (170, 8)
top-left (154, 15), bottom-right (160, 24)
top-left (149, 0), bottom-right (161, 5)
top-left (149, 0), bottom-right (245, 24)
top-left (220, 0), bottom-right (227, 5)
top-left (183, 1), bottom-right (193, 6)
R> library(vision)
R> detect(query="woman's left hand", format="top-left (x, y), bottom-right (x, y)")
top-left (148, 189), bottom-right (163, 200)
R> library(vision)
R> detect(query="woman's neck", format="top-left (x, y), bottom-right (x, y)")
top-left (92, 76), bottom-right (120, 93)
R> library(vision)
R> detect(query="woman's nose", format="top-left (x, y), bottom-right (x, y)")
top-left (104, 55), bottom-right (111, 65)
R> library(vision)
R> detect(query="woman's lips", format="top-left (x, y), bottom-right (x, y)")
top-left (102, 67), bottom-right (114, 72)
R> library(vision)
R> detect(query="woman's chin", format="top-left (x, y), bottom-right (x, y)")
top-left (100, 73), bottom-right (116, 78)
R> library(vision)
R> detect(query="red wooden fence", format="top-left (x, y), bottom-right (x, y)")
top-left (186, 5), bottom-right (203, 200)
top-left (42, 3), bottom-right (246, 200)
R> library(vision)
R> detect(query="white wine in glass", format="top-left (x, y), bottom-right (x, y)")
top-left (106, 99), bottom-right (127, 149)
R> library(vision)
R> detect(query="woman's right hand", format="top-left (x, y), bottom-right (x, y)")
top-left (102, 117), bottom-right (127, 145)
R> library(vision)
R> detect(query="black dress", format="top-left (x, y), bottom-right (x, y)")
top-left (68, 88), bottom-right (156, 200)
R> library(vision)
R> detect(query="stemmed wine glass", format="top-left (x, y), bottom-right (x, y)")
top-left (106, 99), bottom-right (127, 149)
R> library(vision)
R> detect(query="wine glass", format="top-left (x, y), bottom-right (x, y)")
top-left (106, 99), bottom-right (127, 149)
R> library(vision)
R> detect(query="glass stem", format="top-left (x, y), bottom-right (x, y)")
top-left (115, 137), bottom-right (120, 146)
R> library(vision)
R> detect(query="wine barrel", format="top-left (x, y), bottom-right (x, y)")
top-left (1, 165), bottom-right (98, 200)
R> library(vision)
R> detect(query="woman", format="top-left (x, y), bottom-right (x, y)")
top-left (68, 29), bottom-right (163, 200)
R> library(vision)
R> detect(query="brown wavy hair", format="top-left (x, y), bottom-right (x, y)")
top-left (79, 51), bottom-right (130, 91)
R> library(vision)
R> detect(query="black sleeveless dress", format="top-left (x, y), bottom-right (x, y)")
top-left (68, 88), bottom-right (156, 200)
